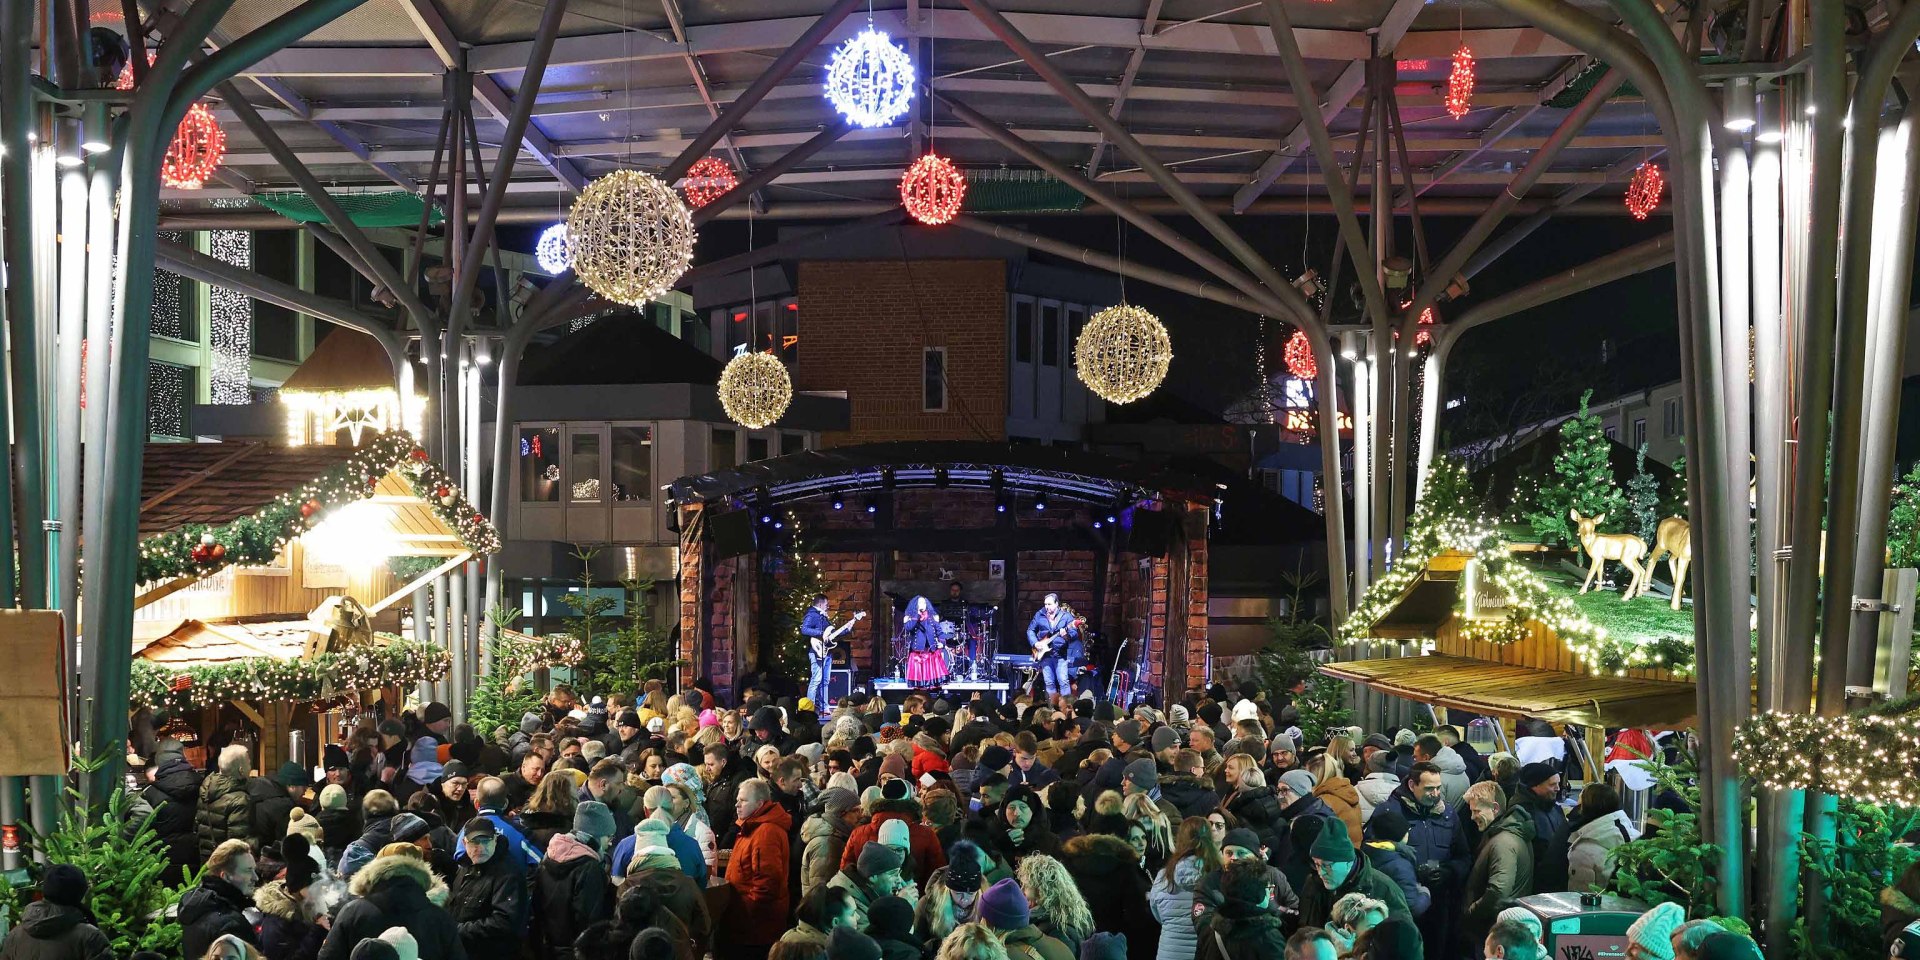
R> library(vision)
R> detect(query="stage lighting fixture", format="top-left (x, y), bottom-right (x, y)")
top-left (934, 467), bottom-right (950, 488)
top-left (831, 493), bottom-right (845, 511)
top-left (759, 511), bottom-right (773, 525)
top-left (881, 468), bottom-right (896, 490)
top-left (996, 498), bottom-right (1008, 514)
top-left (1092, 518), bottom-right (1103, 530)
top-left (1033, 492), bottom-right (1049, 512)
top-left (865, 497), bottom-right (879, 515)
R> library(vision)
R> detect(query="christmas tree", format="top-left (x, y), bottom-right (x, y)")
top-left (1661, 454), bottom-right (1689, 520)
top-left (1529, 390), bottom-right (1628, 557)
top-left (1626, 444), bottom-right (1662, 543)
top-left (767, 514), bottom-right (829, 681)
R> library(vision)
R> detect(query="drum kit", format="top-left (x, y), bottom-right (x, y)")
top-left (887, 605), bottom-right (999, 682)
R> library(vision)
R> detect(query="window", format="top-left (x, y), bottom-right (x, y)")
top-left (1604, 425), bottom-right (1618, 441)
top-left (1663, 398), bottom-right (1680, 437)
top-left (520, 427), bottom-right (561, 502)
top-left (780, 432), bottom-right (807, 457)
top-left (1013, 299), bottom-right (1034, 363)
top-left (253, 231), bottom-right (301, 360)
top-left (1040, 303), bottom-right (1061, 367)
top-left (569, 431), bottom-right (602, 501)
top-left (747, 436), bottom-right (770, 463)
top-left (610, 425), bottom-right (652, 502)
top-left (710, 427), bottom-right (737, 469)
top-left (923, 347), bottom-right (947, 412)
top-left (1633, 418), bottom-right (1647, 449)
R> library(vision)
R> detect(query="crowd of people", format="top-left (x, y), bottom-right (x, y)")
top-left (0, 677), bottom-right (1811, 960)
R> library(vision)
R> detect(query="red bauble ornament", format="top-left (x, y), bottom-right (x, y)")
top-left (1283, 329), bottom-right (1318, 380)
top-left (191, 544), bottom-right (211, 563)
top-left (435, 485), bottom-right (451, 498)
top-left (160, 103), bottom-right (226, 189)
top-left (681, 156), bottom-right (738, 209)
top-left (899, 153), bottom-right (967, 225)
top-left (301, 499), bottom-right (320, 517)
top-left (1625, 161), bottom-right (1665, 220)
top-left (1444, 45), bottom-right (1476, 119)
top-left (208, 543), bottom-right (226, 561)
top-left (411, 449), bottom-right (430, 461)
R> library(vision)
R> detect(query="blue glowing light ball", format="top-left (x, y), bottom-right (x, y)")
top-left (535, 222), bottom-right (569, 274)
top-left (824, 27), bottom-right (914, 128)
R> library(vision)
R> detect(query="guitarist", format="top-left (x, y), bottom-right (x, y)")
top-left (1025, 593), bottom-right (1081, 708)
top-left (802, 595), bottom-right (863, 708)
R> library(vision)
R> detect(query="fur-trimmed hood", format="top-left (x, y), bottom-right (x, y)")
top-left (869, 796), bottom-right (923, 819)
top-left (1883, 883), bottom-right (1920, 919)
top-left (349, 853), bottom-right (450, 906)
top-left (254, 878), bottom-right (306, 922)
top-left (1062, 832), bottom-right (1137, 865)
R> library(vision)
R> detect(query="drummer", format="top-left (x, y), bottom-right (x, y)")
top-left (938, 580), bottom-right (970, 625)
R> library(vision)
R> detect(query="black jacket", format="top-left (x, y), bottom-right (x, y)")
top-left (254, 879), bottom-right (326, 960)
top-left (1192, 902), bottom-right (1289, 960)
top-left (450, 850), bottom-right (529, 960)
top-left (1222, 787), bottom-right (1288, 859)
top-left (248, 777), bottom-right (299, 846)
top-left (1158, 775), bottom-right (1221, 820)
top-left (1059, 834), bottom-right (1158, 960)
top-left (179, 876), bottom-right (260, 960)
top-left (319, 853), bottom-right (466, 960)
top-left (314, 807), bottom-right (359, 865)
top-left (533, 836), bottom-right (612, 960)
top-left (142, 755), bottom-right (201, 882)
top-left (0, 901), bottom-right (112, 960)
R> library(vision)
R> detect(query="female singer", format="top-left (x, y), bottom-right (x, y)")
top-left (901, 596), bottom-right (949, 688)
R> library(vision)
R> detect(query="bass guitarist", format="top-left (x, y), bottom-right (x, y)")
top-left (802, 594), bottom-right (864, 708)
top-left (1025, 593), bottom-right (1082, 708)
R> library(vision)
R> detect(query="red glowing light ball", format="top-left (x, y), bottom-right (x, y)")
top-left (682, 155), bottom-right (738, 209)
top-left (1626, 162), bottom-right (1665, 220)
top-left (160, 103), bottom-right (226, 189)
top-left (899, 152), bottom-right (967, 225)
top-left (1416, 306), bottom-right (1436, 347)
top-left (1284, 329), bottom-right (1318, 380)
top-left (115, 52), bottom-right (156, 91)
top-left (1445, 45), bottom-right (1476, 119)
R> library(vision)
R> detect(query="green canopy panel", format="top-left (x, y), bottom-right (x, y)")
top-left (963, 170), bottom-right (1087, 213)
top-left (253, 190), bottom-right (444, 228)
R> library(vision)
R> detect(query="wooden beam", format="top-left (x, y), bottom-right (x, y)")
top-left (367, 552), bottom-right (471, 615)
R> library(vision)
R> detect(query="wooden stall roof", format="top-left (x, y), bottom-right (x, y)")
top-left (133, 618), bottom-right (313, 663)
top-left (1373, 551), bottom-right (1472, 639)
top-left (139, 443), bottom-right (357, 534)
top-left (279, 330), bottom-right (407, 394)
top-left (1320, 653), bottom-right (1697, 729)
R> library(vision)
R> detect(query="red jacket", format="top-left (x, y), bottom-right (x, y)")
top-left (911, 741), bottom-right (951, 781)
top-left (722, 800), bottom-right (792, 946)
top-left (839, 804), bottom-right (946, 883)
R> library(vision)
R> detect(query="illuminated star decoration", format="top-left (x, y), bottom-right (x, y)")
top-left (1626, 162), bottom-right (1665, 220)
top-left (682, 155), bottom-right (739, 209)
top-left (535, 223), bottom-right (570, 274)
top-left (899, 153), bottom-right (967, 225)
top-left (824, 27), bottom-right (915, 128)
top-left (161, 103), bottom-right (226, 189)
top-left (1283, 329), bottom-right (1317, 380)
top-left (1445, 45), bottom-right (1475, 119)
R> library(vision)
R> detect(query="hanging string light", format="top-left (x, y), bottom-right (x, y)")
top-left (115, 51), bottom-right (156, 91)
top-left (566, 169), bottom-right (696, 306)
top-left (718, 351), bottom-right (794, 429)
top-left (900, 152), bottom-right (966, 225)
top-left (824, 27), bottom-right (915, 128)
top-left (534, 223), bottom-right (569, 274)
top-left (1444, 45), bottom-right (1476, 119)
top-left (161, 103), bottom-right (227, 189)
top-left (1625, 161), bottom-right (1665, 219)
top-left (1284, 329), bottom-right (1318, 380)
top-left (682, 155), bottom-right (738, 209)
top-left (1416, 306), bottom-right (1437, 347)
top-left (1076, 305), bottom-right (1173, 403)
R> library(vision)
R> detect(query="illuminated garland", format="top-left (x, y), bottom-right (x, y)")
top-left (132, 635), bottom-right (451, 710)
top-left (136, 432), bottom-right (501, 585)
top-left (493, 630), bottom-right (588, 679)
top-left (1732, 710), bottom-right (1920, 807)
top-left (1445, 45), bottom-right (1476, 119)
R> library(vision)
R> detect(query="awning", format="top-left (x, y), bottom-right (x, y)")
top-left (1320, 653), bottom-right (1697, 728)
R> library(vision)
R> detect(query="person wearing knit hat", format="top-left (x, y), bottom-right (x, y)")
top-left (942, 843), bottom-right (983, 895)
top-left (39, 864), bottom-right (88, 908)
top-left (1112, 719), bottom-right (1142, 750)
top-left (1278, 768), bottom-right (1318, 804)
top-left (1693, 932), bottom-right (1763, 960)
top-left (349, 939), bottom-right (400, 960)
top-left (1078, 932), bottom-right (1127, 960)
top-left (376, 927), bottom-right (421, 960)
top-left (285, 806), bottom-right (325, 846)
top-left (828, 842), bottom-right (907, 923)
top-left (1149, 726), bottom-right (1178, 754)
top-left (536, 801), bottom-right (615, 960)
top-left (876, 818), bottom-right (912, 863)
top-left (1121, 758), bottom-right (1158, 795)
top-left (1300, 816), bottom-right (1409, 931)
top-left (1220, 828), bottom-right (1264, 862)
top-left (978, 745), bottom-right (1013, 774)
top-left (319, 783), bottom-right (349, 810)
top-left (1230, 699), bottom-right (1260, 724)
top-left (864, 895), bottom-right (922, 960)
top-left (977, 877), bottom-right (1031, 931)
top-left (825, 925), bottom-right (883, 960)
top-left (1623, 902), bottom-right (1685, 960)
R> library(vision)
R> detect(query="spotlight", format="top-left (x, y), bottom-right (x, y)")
top-left (831, 493), bottom-right (845, 511)
top-left (864, 497), bottom-right (879, 515)
top-left (759, 511), bottom-right (773, 525)
top-left (991, 469), bottom-right (1008, 513)
top-left (1034, 492), bottom-right (1048, 512)
top-left (773, 519), bottom-right (784, 530)
top-left (1723, 76), bottom-right (1755, 132)
top-left (1756, 89), bottom-right (1784, 144)
top-left (934, 467), bottom-right (950, 488)
top-left (1092, 518), bottom-right (1103, 530)
top-left (996, 498), bottom-right (1008, 514)
top-left (1383, 255), bottom-right (1413, 289)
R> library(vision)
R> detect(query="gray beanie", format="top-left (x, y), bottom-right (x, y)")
top-left (856, 841), bottom-right (905, 878)
top-left (573, 800), bottom-right (616, 842)
top-left (1123, 758), bottom-right (1159, 791)
top-left (1113, 719), bottom-right (1142, 745)
top-left (1269, 733), bottom-right (1296, 755)
top-left (819, 787), bottom-right (859, 820)
top-left (1150, 726), bottom-right (1178, 753)
top-left (1279, 769), bottom-right (1317, 798)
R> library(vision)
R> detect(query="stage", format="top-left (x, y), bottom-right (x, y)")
top-left (667, 442), bottom-right (1215, 706)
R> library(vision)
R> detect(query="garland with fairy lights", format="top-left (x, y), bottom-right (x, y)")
top-left (136, 432), bottom-right (501, 586)
top-left (1732, 707), bottom-right (1920, 807)
top-left (132, 635), bottom-right (451, 711)
top-left (493, 630), bottom-right (587, 680)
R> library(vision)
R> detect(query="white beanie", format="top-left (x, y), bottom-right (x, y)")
top-left (877, 818), bottom-right (911, 851)
top-left (1624, 902), bottom-right (1683, 960)
top-left (378, 928), bottom-right (420, 960)
top-left (1230, 699), bottom-right (1260, 723)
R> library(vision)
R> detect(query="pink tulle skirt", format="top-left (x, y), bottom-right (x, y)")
top-left (905, 649), bottom-right (949, 684)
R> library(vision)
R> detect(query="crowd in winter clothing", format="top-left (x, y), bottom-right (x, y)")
top-left (1, 678), bottom-right (1794, 960)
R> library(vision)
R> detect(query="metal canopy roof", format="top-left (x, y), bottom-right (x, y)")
top-left (130, 0), bottom-right (1686, 220)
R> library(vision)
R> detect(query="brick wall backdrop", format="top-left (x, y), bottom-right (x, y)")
top-left (795, 260), bottom-right (1008, 445)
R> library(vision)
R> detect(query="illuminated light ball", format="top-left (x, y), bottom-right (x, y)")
top-left (717, 351), bottom-right (793, 430)
top-left (1283, 328), bottom-right (1317, 380)
top-left (161, 103), bottom-right (226, 189)
top-left (899, 152), bottom-right (967, 225)
top-left (682, 155), bottom-right (738, 209)
top-left (1416, 306), bottom-right (1437, 347)
top-left (534, 223), bottom-right (569, 274)
top-left (1626, 161), bottom-right (1665, 220)
top-left (1445, 45), bottom-right (1475, 119)
top-left (1075, 304), bottom-right (1173, 404)
top-left (824, 27), bottom-right (915, 128)
top-left (115, 51), bottom-right (156, 91)
top-left (566, 170), bottom-right (696, 307)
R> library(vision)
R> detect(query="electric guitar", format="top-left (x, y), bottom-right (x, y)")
top-left (809, 611), bottom-right (866, 658)
top-left (1029, 608), bottom-right (1086, 659)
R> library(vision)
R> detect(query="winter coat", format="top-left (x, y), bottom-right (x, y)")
top-left (179, 875), bottom-right (260, 960)
top-left (518, 810), bottom-right (571, 854)
top-left (1000, 924), bottom-right (1075, 960)
top-left (827, 870), bottom-right (891, 925)
top-left (1514, 790), bottom-right (1569, 892)
top-left (195, 772), bottom-right (254, 860)
top-left (624, 861), bottom-right (712, 958)
top-left (776, 921), bottom-right (830, 953)
top-left (319, 848), bottom-right (465, 960)
top-left (143, 755), bottom-right (202, 882)
top-left (1426, 746), bottom-right (1473, 810)
top-left (1464, 804), bottom-right (1537, 937)
top-left (1311, 777), bottom-right (1365, 848)
top-left (873, 932), bottom-right (924, 960)
top-left (314, 807), bottom-right (358, 865)
top-left (1190, 864), bottom-right (1298, 943)
top-left (248, 777), bottom-right (299, 846)
top-left (1060, 833), bottom-right (1158, 960)
top-left (253, 878), bottom-right (326, 960)
top-left (1157, 775), bottom-right (1221, 820)
top-left (338, 813), bottom-right (398, 881)
top-left (841, 800), bottom-right (947, 883)
top-left (534, 834), bottom-right (612, 960)
top-left (1883, 864), bottom-right (1920, 953)
top-left (722, 800), bottom-right (794, 947)
top-left (1221, 787), bottom-right (1288, 860)
top-left (1298, 858), bottom-right (1410, 930)
top-left (800, 811), bottom-right (853, 901)
top-left (0, 901), bottom-right (112, 960)
top-left (1353, 773), bottom-right (1400, 820)
top-left (1374, 785), bottom-right (1472, 890)
top-left (1148, 855), bottom-right (1206, 960)
top-left (1191, 903), bottom-right (1290, 960)
top-left (911, 736), bottom-right (951, 780)
top-left (1565, 809), bottom-right (1638, 892)
top-left (1007, 762), bottom-right (1060, 792)
top-left (450, 851), bottom-right (530, 960)
top-left (1363, 840), bottom-right (1430, 917)
top-left (610, 819), bottom-right (706, 885)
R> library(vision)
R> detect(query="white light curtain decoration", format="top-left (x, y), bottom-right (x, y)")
top-left (566, 170), bottom-right (696, 306)
top-left (208, 227), bottom-right (254, 404)
top-left (283, 388), bottom-right (422, 446)
top-left (825, 27), bottom-right (914, 128)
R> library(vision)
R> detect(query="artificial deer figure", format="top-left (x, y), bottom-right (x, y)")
top-left (1571, 509), bottom-right (1650, 599)
top-left (1643, 516), bottom-right (1692, 610)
